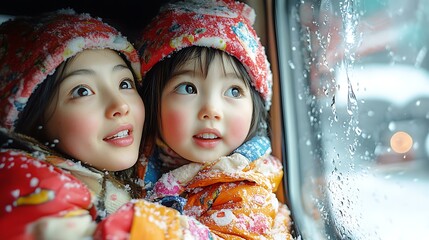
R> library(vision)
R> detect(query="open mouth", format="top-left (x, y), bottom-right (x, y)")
top-left (193, 132), bottom-right (221, 148)
top-left (194, 133), bottom-right (219, 139)
top-left (105, 130), bottom-right (130, 140)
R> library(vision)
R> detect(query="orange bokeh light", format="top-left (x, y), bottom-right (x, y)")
top-left (390, 131), bottom-right (413, 154)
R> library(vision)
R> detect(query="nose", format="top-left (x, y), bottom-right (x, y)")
top-left (106, 95), bottom-right (130, 118)
top-left (198, 98), bottom-right (222, 120)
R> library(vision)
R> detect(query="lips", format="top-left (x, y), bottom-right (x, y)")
top-left (193, 129), bottom-right (221, 148)
top-left (105, 129), bottom-right (130, 140)
top-left (194, 133), bottom-right (219, 140)
top-left (104, 124), bottom-right (134, 147)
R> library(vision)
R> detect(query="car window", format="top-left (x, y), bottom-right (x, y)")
top-left (0, 15), bottom-right (13, 24)
top-left (276, 0), bottom-right (429, 239)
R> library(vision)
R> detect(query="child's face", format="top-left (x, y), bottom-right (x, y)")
top-left (160, 54), bottom-right (253, 163)
top-left (44, 49), bottom-right (145, 171)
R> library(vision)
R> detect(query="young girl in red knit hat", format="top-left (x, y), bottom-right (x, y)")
top-left (0, 9), bottom-right (216, 239)
top-left (137, 0), bottom-right (293, 239)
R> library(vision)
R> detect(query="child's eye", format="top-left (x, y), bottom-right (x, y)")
top-left (175, 83), bottom-right (197, 94)
top-left (71, 85), bottom-right (94, 98)
top-left (119, 78), bottom-right (135, 89)
top-left (225, 86), bottom-right (242, 98)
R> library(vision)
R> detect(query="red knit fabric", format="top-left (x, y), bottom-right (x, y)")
top-left (136, 0), bottom-right (272, 109)
top-left (0, 9), bottom-right (140, 130)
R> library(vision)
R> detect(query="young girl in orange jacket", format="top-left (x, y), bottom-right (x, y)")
top-left (137, 0), bottom-right (293, 239)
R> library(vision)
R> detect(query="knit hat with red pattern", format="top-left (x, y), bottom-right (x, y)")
top-left (136, 0), bottom-right (272, 110)
top-left (0, 9), bottom-right (141, 131)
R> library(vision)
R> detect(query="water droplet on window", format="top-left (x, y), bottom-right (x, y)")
top-left (288, 60), bottom-right (296, 69)
top-left (355, 127), bottom-right (362, 135)
top-left (348, 145), bottom-right (356, 155)
top-left (388, 122), bottom-right (396, 131)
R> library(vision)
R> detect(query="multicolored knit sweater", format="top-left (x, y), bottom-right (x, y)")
top-left (141, 137), bottom-right (293, 239)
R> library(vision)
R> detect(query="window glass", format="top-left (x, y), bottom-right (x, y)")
top-left (0, 15), bottom-right (14, 24)
top-left (276, 0), bottom-right (429, 239)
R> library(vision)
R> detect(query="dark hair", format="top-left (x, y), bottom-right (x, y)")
top-left (14, 50), bottom-right (143, 198)
top-left (14, 60), bottom-right (67, 142)
top-left (142, 46), bottom-right (268, 155)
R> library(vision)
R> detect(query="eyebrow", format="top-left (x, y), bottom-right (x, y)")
top-left (62, 64), bottom-right (129, 79)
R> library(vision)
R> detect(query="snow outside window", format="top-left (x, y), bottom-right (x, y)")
top-left (276, 0), bottom-right (429, 239)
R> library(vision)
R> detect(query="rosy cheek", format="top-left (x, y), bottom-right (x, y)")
top-left (54, 116), bottom-right (97, 151)
top-left (228, 113), bottom-right (252, 145)
top-left (161, 110), bottom-right (187, 144)
top-left (62, 118), bottom-right (94, 139)
top-left (68, 117), bottom-right (97, 135)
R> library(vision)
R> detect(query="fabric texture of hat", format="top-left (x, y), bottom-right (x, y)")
top-left (136, 0), bottom-right (272, 109)
top-left (0, 9), bottom-right (141, 131)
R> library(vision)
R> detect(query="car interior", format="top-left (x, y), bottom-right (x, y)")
top-left (2, 0), bottom-right (429, 239)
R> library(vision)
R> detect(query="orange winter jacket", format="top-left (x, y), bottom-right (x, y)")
top-left (145, 137), bottom-right (293, 239)
top-left (185, 154), bottom-right (293, 239)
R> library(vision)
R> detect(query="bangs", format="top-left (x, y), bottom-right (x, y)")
top-left (172, 47), bottom-right (251, 89)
